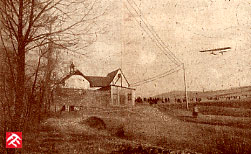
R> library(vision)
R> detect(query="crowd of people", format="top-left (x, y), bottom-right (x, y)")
top-left (206, 95), bottom-right (247, 101)
top-left (135, 97), bottom-right (202, 104)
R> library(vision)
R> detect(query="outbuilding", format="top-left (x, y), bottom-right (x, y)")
top-left (55, 66), bottom-right (135, 110)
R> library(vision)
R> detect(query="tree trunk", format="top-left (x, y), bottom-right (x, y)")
top-left (12, 0), bottom-right (25, 133)
top-left (44, 38), bottom-right (53, 114)
top-left (13, 46), bottom-right (25, 132)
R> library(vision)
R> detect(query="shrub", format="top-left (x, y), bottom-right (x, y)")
top-left (115, 126), bottom-right (125, 138)
top-left (80, 116), bottom-right (106, 130)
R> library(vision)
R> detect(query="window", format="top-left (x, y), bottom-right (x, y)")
top-left (113, 94), bottom-right (118, 105)
top-left (128, 93), bottom-right (132, 101)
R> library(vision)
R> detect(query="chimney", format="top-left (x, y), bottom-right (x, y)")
top-left (70, 62), bottom-right (75, 74)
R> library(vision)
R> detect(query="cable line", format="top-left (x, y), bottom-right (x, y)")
top-left (128, 0), bottom-right (183, 64)
top-left (131, 65), bottom-right (182, 86)
top-left (123, 0), bottom-right (184, 87)
top-left (125, 0), bottom-right (183, 65)
top-left (132, 66), bottom-right (183, 87)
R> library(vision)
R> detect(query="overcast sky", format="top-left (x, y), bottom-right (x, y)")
top-left (64, 0), bottom-right (251, 97)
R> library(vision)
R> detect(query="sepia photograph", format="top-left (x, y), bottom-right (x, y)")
top-left (0, 0), bottom-right (251, 153)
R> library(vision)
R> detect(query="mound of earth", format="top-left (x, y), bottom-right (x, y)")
top-left (81, 116), bottom-right (106, 130)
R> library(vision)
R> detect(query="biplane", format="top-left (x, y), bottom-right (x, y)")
top-left (199, 47), bottom-right (231, 55)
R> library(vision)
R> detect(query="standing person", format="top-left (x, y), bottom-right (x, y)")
top-left (193, 104), bottom-right (199, 118)
top-left (60, 105), bottom-right (66, 114)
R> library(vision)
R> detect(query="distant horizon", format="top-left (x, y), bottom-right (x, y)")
top-left (137, 85), bottom-right (251, 98)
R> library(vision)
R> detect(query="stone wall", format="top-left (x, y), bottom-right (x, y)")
top-left (53, 88), bottom-right (111, 111)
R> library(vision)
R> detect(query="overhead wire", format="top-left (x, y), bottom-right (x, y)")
top-left (126, 0), bottom-right (183, 66)
top-left (132, 66), bottom-right (183, 87)
top-left (124, 0), bottom-right (184, 86)
top-left (127, 0), bottom-right (183, 65)
top-left (124, 4), bottom-right (182, 84)
top-left (131, 65), bottom-right (183, 86)
top-left (124, 3), bottom-right (179, 66)
top-left (57, 0), bottom-right (184, 87)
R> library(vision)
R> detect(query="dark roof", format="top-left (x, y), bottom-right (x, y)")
top-left (84, 69), bottom-right (120, 87)
top-left (58, 69), bottom-right (120, 88)
top-left (107, 69), bottom-right (120, 78)
top-left (83, 76), bottom-right (110, 87)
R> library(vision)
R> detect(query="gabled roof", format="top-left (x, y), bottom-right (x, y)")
top-left (83, 76), bottom-right (110, 87)
top-left (107, 69), bottom-right (120, 78)
top-left (85, 69), bottom-right (120, 87)
top-left (57, 68), bottom-right (122, 88)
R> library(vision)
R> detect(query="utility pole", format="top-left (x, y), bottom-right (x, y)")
top-left (120, 1), bottom-right (125, 71)
top-left (182, 63), bottom-right (189, 109)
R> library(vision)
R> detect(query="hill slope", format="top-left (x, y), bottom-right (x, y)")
top-left (155, 86), bottom-right (251, 99)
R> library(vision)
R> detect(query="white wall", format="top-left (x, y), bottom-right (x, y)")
top-left (64, 75), bottom-right (90, 89)
top-left (111, 70), bottom-right (130, 87)
top-left (110, 85), bottom-right (135, 106)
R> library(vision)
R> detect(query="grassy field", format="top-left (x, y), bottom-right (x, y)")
top-left (198, 98), bottom-right (251, 109)
top-left (157, 100), bottom-right (251, 153)
top-left (3, 100), bottom-right (251, 154)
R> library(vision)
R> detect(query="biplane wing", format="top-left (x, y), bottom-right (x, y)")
top-left (199, 47), bottom-right (231, 52)
top-left (199, 47), bottom-right (231, 55)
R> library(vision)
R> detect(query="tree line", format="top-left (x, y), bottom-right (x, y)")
top-left (0, 0), bottom-right (108, 153)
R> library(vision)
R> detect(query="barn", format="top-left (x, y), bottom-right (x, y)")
top-left (54, 65), bottom-right (135, 110)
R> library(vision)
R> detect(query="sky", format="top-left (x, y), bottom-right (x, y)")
top-left (62, 0), bottom-right (251, 97)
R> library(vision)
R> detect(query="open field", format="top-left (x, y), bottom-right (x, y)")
top-left (157, 100), bottom-right (251, 153)
top-left (158, 105), bottom-right (251, 129)
top-left (19, 106), bottom-right (204, 153)
top-left (198, 99), bottom-right (251, 108)
top-left (155, 98), bottom-right (251, 118)
top-left (3, 101), bottom-right (249, 154)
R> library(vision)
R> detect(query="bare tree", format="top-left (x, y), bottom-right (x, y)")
top-left (0, 0), bottom-right (108, 152)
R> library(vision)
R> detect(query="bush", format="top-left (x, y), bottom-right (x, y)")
top-left (81, 116), bottom-right (106, 130)
top-left (115, 126), bottom-right (125, 138)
